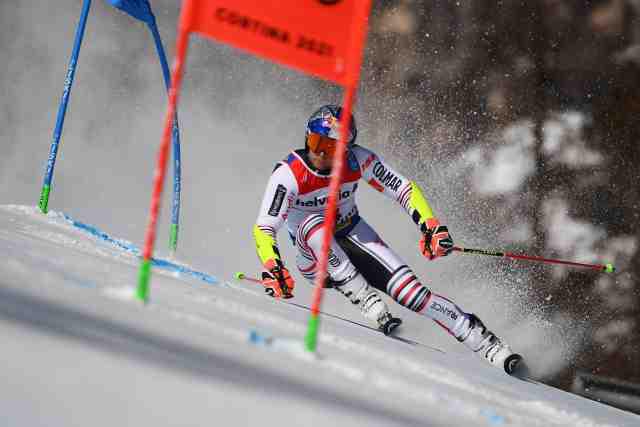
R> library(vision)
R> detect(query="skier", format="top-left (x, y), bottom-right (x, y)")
top-left (252, 104), bottom-right (520, 373)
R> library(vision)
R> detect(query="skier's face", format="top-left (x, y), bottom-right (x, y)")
top-left (308, 148), bottom-right (335, 171)
top-left (307, 132), bottom-right (338, 171)
top-left (307, 132), bottom-right (337, 158)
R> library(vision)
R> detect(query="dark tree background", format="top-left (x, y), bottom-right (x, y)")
top-left (365, 0), bottom-right (640, 391)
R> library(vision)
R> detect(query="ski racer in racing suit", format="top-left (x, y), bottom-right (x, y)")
top-left (252, 105), bottom-right (520, 372)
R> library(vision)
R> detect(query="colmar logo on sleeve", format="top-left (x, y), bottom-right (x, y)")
top-left (372, 162), bottom-right (403, 192)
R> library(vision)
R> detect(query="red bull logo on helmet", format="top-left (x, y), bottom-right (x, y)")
top-left (321, 111), bottom-right (341, 139)
top-left (307, 104), bottom-right (356, 144)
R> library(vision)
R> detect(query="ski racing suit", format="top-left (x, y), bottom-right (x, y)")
top-left (253, 145), bottom-right (477, 340)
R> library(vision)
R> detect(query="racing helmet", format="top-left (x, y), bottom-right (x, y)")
top-left (305, 104), bottom-right (357, 156)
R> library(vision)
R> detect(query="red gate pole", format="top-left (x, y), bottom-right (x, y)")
top-left (304, 87), bottom-right (356, 351)
top-left (304, 0), bottom-right (370, 351)
top-left (136, 0), bottom-right (195, 302)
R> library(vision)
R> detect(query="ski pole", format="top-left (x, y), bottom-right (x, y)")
top-left (452, 246), bottom-right (615, 273)
top-left (234, 272), bottom-right (262, 284)
top-left (236, 272), bottom-right (294, 299)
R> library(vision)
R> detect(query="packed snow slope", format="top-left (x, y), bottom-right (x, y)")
top-left (0, 205), bottom-right (637, 427)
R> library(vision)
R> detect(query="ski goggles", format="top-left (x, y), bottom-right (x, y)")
top-left (307, 132), bottom-right (338, 157)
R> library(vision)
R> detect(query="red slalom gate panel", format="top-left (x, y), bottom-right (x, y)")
top-left (185, 0), bottom-right (368, 86)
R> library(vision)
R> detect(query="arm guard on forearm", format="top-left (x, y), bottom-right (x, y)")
top-left (253, 224), bottom-right (282, 266)
top-left (405, 181), bottom-right (438, 233)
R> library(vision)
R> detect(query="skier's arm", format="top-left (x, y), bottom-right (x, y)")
top-left (355, 146), bottom-right (433, 225)
top-left (253, 163), bottom-right (298, 297)
top-left (355, 146), bottom-right (453, 259)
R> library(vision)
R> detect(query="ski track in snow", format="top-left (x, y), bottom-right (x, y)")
top-left (0, 204), bottom-right (637, 427)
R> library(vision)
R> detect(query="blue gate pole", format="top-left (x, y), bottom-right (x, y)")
top-left (147, 11), bottom-right (182, 254)
top-left (39, 0), bottom-right (92, 213)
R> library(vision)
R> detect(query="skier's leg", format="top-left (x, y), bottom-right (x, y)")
top-left (294, 214), bottom-right (396, 330)
top-left (338, 219), bottom-right (517, 369)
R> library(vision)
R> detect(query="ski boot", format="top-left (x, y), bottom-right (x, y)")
top-left (336, 273), bottom-right (402, 335)
top-left (457, 314), bottom-right (522, 374)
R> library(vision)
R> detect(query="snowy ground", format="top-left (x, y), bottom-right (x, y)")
top-left (1, 204), bottom-right (638, 427)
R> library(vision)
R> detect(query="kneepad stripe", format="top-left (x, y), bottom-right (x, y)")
top-left (391, 275), bottom-right (416, 299)
top-left (305, 222), bottom-right (324, 243)
top-left (299, 262), bottom-right (316, 273)
top-left (298, 250), bottom-right (315, 262)
top-left (298, 216), bottom-right (324, 245)
top-left (399, 282), bottom-right (422, 306)
top-left (406, 286), bottom-right (430, 311)
top-left (386, 265), bottom-right (411, 294)
top-left (416, 290), bottom-right (432, 313)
